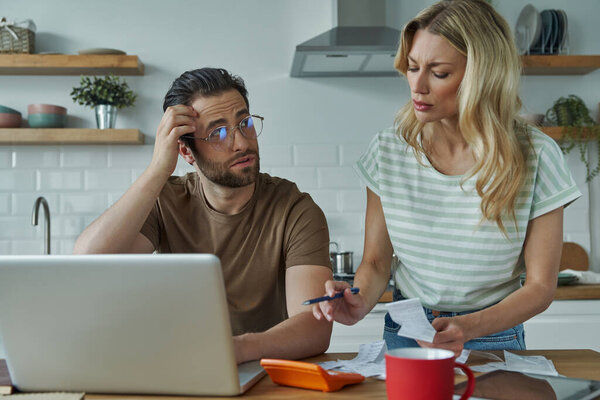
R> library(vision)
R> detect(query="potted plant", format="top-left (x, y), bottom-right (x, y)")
top-left (545, 95), bottom-right (600, 182)
top-left (70, 74), bottom-right (137, 129)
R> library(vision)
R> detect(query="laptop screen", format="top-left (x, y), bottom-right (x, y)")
top-left (0, 254), bottom-right (262, 396)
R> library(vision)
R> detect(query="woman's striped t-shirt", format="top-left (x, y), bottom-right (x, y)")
top-left (354, 126), bottom-right (581, 311)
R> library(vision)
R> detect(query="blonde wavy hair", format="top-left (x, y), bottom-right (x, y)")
top-left (394, 0), bottom-right (530, 236)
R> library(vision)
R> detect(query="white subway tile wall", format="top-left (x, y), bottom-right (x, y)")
top-left (37, 170), bottom-right (83, 191)
top-left (84, 170), bottom-right (132, 191)
top-left (293, 144), bottom-right (338, 166)
top-left (12, 146), bottom-right (60, 168)
top-left (0, 193), bottom-right (10, 215)
top-left (11, 240), bottom-right (45, 256)
top-left (0, 151), bottom-right (11, 168)
top-left (270, 167), bottom-right (318, 190)
top-left (61, 146), bottom-right (109, 168)
top-left (0, 144), bottom-right (592, 269)
top-left (260, 145), bottom-right (293, 167)
top-left (12, 193), bottom-right (59, 215)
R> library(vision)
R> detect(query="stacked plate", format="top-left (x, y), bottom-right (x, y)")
top-left (28, 104), bottom-right (67, 128)
top-left (0, 105), bottom-right (22, 128)
top-left (515, 5), bottom-right (568, 55)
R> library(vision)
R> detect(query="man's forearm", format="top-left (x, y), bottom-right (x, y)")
top-left (234, 311), bottom-right (332, 363)
top-left (73, 167), bottom-right (166, 254)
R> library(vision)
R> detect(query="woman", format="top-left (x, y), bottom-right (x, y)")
top-left (313, 0), bottom-right (581, 355)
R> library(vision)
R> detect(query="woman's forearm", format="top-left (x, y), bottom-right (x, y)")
top-left (458, 280), bottom-right (556, 341)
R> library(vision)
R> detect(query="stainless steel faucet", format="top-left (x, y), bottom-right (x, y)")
top-left (32, 196), bottom-right (51, 255)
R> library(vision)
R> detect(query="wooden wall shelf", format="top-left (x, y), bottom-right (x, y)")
top-left (540, 126), bottom-right (598, 140)
top-left (0, 127), bottom-right (592, 146)
top-left (521, 55), bottom-right (600, 75)
top-left (0, 54), bottom-right (596, 76)
top-left (0, 129), bottom-right (144, 145)
top-left (0, 54), bottom-right (144, 76)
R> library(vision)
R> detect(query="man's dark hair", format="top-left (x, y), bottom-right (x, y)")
top-left (163, 68), bottom-right (249, 150)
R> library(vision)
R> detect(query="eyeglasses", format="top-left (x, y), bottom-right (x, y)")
top-left (185, 115), bottom-right (264, 151)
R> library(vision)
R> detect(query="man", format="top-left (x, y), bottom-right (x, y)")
top-left (73, 68), bottom-right (333, 364)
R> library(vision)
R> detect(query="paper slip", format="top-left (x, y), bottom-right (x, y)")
top-left (385, 298), bottom-right (436, 342)
top-left (470, 351), bottom-right (558, 376)
top-left (319, 340), bottom-right (387, 379)
top-left (386, 298), bottom-right (472, 365)
top-left (504, 351), bottom-right (559, 376)
top-left (456, 349), bottom-right (470, 364)
top-left (353, 340), bottom-right (387, 364)
top-left (320, 340), bottom-right (470, 380)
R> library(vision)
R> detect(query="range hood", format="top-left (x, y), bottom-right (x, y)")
top-left (290, 0), bottom-right (401, 77)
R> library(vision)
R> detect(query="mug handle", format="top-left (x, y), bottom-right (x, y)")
top-left (454, 362), bottom-right (475, 399)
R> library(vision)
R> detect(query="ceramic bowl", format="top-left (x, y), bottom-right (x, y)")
top-left (0, 112), bottom-right (23, 128)
top-left (0, 105), bottom-right (21, 114)
top-left (28, 104), bottom-right (67, 115)
top-left (28, 113), bottom-right (67, 128)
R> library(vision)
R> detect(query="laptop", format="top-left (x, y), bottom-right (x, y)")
top-left (0, 254), bottom-right (265, 396)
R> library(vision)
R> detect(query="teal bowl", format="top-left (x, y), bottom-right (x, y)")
top-left (0, 105), bottom-right (20, 114)
top-left (28, 113), bottom-right (67, 128)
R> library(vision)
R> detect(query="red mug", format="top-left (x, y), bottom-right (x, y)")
top-left (385, 348), bottom-right (475, 400)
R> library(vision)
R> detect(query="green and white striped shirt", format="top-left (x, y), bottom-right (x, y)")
top-left (355, 127), bottom-right (581, 311)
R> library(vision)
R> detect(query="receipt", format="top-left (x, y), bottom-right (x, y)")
top-left (320, 339), bottom-right (471, 381)
top-left (353, 340), bottom-right (387, 364)
top-left (504, 351), bottom-right (559, 376)
top-left (385, 298), bottom-right (437, 342)
top-left (319, 340), bottom-right (387, 379)
top-left (470, 351), bottom-right (559, 376)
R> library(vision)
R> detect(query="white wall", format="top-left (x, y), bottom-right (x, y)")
top-left (1, 0), bottom-right (598, 271)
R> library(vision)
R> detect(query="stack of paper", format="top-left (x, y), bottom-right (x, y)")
top-left (320, 340), bottom-right (388, 380)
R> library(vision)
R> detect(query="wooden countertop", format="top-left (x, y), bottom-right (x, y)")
top-left (378, 284), bottom-right (600, 303)
top-left (83, 349), bottom-right (600, 399)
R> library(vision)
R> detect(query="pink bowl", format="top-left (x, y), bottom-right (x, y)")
top-left (0, 112), bottom-right (22, 128)
top-left (27, 104), bottom-right (67, 115)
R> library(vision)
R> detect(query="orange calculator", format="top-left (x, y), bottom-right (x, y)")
top-left (260, 359), bottom-right (365, 392)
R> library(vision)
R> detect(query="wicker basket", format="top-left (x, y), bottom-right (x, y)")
top-left (0, 18), bottom-right (35, 53)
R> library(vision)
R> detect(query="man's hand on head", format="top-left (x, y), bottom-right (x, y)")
top-left (149, 105), bottom-right (198, 180)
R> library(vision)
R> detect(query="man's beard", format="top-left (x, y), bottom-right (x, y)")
top-left (194, 150), bottom-right (260, 188)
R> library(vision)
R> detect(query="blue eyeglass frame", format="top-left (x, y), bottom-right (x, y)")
top-left (186, 114), bottom-right (264, 144)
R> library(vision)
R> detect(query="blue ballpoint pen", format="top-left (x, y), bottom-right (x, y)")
top-left (302, 287), bottom-right (360, 305)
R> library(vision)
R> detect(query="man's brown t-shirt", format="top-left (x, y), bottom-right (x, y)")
top-left (140, 173), bottom-right (331, 335)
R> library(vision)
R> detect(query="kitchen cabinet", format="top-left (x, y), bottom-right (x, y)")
top-left (0, 54), bottom-right (144, 75)
top-left (328, 303), bottom-right (387, 353)
top-left (0, 128), bottom-right (144, 145)
top-left (327, 299), bottom-right (600, 353)
top-left (523, 300), bottom-right (600, 351)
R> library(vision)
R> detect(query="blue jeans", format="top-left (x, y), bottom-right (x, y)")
top-left (383, 289), bottom-right (526, 351)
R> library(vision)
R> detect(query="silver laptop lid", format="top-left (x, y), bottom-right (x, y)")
top-left (0, 254), bottom-right (248, 396)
